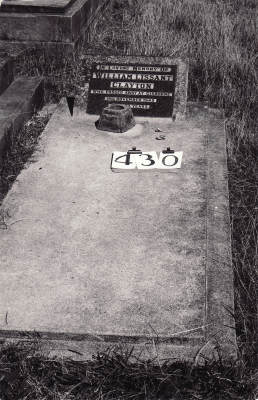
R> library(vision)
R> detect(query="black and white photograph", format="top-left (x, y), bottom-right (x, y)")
top-left (0, 0), bottom-right (257, 398)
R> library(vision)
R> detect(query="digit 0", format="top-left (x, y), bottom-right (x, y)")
top-left (162, 154), bottom-right (178, 167)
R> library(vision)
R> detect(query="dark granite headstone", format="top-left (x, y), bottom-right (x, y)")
top-left (87, 63), bottom-right (177, 117)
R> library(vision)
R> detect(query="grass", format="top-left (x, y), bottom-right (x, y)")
top-left (0, 341), bottom-right (256, 399)
top-left (0, 0), bottom-right (258, 398)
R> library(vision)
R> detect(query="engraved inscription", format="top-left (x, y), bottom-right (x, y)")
top-left (87, 62), bottom-right (176, 117)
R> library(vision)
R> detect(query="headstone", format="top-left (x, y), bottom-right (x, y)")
top-left (84, 56), bottom-right (188, 119)
top-left (88, 63), bottom-right (176, 117)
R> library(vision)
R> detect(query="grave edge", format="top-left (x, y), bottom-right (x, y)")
top-left (203, 104), bottom-right (237, 359)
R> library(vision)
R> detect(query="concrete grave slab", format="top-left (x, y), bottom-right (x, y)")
top-left (0, 99), bottom-right (236, 361)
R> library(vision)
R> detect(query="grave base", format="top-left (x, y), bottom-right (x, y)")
top-left (2, 334), bottom-right (236, 363)
top-left (0, 0), bottom-right (110, 54)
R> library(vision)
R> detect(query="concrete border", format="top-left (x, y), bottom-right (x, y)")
top-left (205, 106), bottom-right (235, 349)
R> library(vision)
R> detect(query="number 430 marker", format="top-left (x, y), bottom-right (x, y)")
top-left (111, 148), bottom-right (183, 171)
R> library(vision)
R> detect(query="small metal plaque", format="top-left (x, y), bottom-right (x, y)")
top-left (87, 63), bottom-right (177, 117)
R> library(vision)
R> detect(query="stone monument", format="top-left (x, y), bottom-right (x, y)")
top-left (0, 0), bottom-right (110, 53)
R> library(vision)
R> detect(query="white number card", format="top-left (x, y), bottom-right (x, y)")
top-left (156, 151), bottom-right (183, 169)
top-left (111, 150), bottom-right (183, 171)
top-left (111, 151), bottom-right (137, 170)
top-left (134, 152), bottom-right (159, 169)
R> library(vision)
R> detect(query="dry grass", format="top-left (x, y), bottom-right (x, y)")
top-left (13, 46), bottom-right (86, 103)
top-left (0, 341), bottom-right (256, 399)
top-left (0, 0), bottom-right (258, 398)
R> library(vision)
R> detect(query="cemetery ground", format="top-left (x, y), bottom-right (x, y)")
top-left (0, 0), bottom-right (258, 398)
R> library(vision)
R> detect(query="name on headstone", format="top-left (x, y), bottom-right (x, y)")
top-left (87, 63), bottom-right (177, 117)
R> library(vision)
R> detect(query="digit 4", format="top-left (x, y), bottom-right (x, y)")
top-left (111, 151), bottom-right (137, 170)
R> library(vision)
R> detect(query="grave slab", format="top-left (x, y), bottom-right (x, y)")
top-left (0, 99), bottom-right (236, 361)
